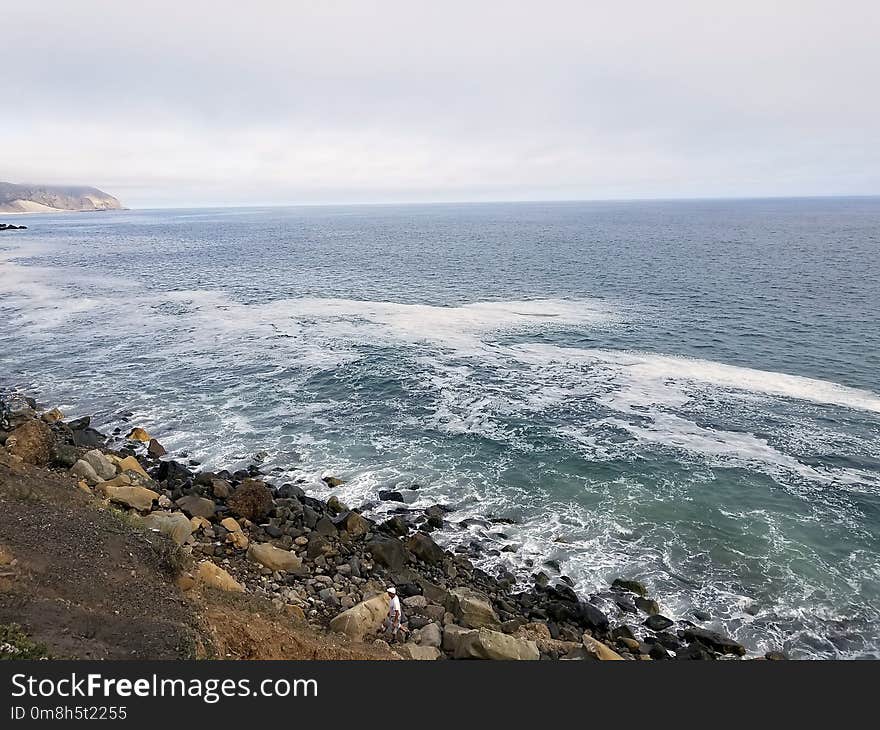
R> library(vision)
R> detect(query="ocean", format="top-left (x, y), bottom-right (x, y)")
top-left (2, 197), bottom-right (878, 658)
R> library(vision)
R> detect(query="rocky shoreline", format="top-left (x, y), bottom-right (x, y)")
top-left (1, 390), bottom-right (782, 661)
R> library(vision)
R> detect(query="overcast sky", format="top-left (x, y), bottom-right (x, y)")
top-left (1, 1), bottom-right (878, 207)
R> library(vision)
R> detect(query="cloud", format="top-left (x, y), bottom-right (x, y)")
top-left (1, 0), bottom-right (878, 206)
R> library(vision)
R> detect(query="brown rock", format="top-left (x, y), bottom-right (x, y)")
top-left (227, 478), bottom-right (274, 522)
top-left (582, 633), bottom-right (625, 660)
top-left (147, 438), bottom-right (167, 457)
top-left (247, 542), bottom-right (304, 573)
top-left (175, 495), bottom-right (216, 519)
top-left (103, 485), bottom-right (159, 512)
top-left (195, 561), bottom-right (244, 592)
top-left (126, 427), bottom-right (152, 442)
top-left (5, 420), bottom-right (53, 465)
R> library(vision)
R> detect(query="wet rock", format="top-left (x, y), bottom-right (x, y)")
top-left (635, 596), bottom-right (660, 615)
top-left (379, 515), bottom-right (409, 537)
top-left (644, 615), bottom-right (674, 632)
top-left (322, 476), bottom-right (344, 488)
top-left (406, 531), bottom-right (446, 565)
top-left (681, 627), bottom-right (746, 656)
top-left (314, 516), bottom-right (338, 537)
top-left (612, 578), bottom-right (647, 596)
top-left (378, 490), bottom-right (405, 502)
top-left (71, 426), bottom-right (105, 449)
top-left (147, 438), bottom-right (167, 458)
top-left (326, 495), bottom-right (347, 514)
top-left (578, 602), bottom-right (610, 633)
top-left (126, 427), bottom-right (152, 442)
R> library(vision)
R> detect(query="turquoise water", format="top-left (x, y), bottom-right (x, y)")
top-left (2, 198), bottom-right (879, 658)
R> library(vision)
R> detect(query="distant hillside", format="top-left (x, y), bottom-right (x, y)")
top-left (0, 182), bottom-right (124, 214)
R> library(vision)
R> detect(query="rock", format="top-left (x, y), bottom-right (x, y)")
top-left (247, 542), bottom-right (304, 573)
top-left (103, 485), bottom-right (159, 511)
top-left (70, 459), bottom-right (101, 485)
top-left (635, 596), bottom-right (660, 615)
top-left (681, 628), bottom-right (746, 656)
top-left (71, 427), bottom-right (105, 449)
top-left (175, 495), bottom-right (216, 519)
top-left (116, 456), bottom-right (151, 481)
top-left (403, 595), bottom-right (428, 611)
top-left (5, 420), bottom-right (53, 465)
top-left (449, 587), bottom-right (500, 629)
top-left (54, 444), bottom-right (79, 468)
top-left (126, 427), bottom-right (152, 442)
top-left (314, 516), bottom-right (338, 537)
top-left (396, 644), bottom-right (441, 660)
top-left (83, 449), bottom-right (116, 480)
top-left (416, 578), bottom-right (450, 606)
top-left (579, 602), bottom-right (610, 632)
top-left (442, 624), bottom-right (471, 653)
top-left (334, 511), bottom-right (370, 539)
top-left (227, 478), bottom-right (274, 522)
top-left (418, 622), bottom-right (443, 648)
top-left (582, 633), bottom-right (624, 660)
top-left (406, 531), bottom-right (446, 565)
top-left (220, 517), bottom-right (242, 532)
top-left (326, 495), bottom-right (347, 514)
top-left (211, 479), bottom-right (232, 499)
top-left (454, 628), bottom-right (539, 660)
top-left (612, 578), bottom-right (647, 596)
top-left (674, 643), bottom-right (717, 660)
top-left (329, 593), bottom-right (389, 641)
top-left (380, 515), bottom-right (409, 537)
top-left (378, 489), bottom-right (405, 502)
top-left (195, 561), bottom-right (244, 592)
top-left (367, 536), bottom-right (409, 572)
top-left (147, 438), bottom-right (167, 458)
top-left (645, 615), bottom-right (674, 631)
top-left (322, 476), bottom-right (344, 488)
top-left (227, 530), bottom-right (249, 550)
top-left (40, 407), bottom-right (64, 424)
top-left (142, 512), bottom-right (193, 545)
top-left (66, 416), bottom-right (90, 431)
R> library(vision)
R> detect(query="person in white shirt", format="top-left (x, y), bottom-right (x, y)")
top-left (384, 586), bottom-right (405, 642)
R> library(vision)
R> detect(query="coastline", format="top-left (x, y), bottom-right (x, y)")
top-left (1, 389), bottom-right (775, 661)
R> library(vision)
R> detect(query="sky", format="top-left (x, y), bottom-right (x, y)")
top-left (1, 0), bottom-right (878, 208)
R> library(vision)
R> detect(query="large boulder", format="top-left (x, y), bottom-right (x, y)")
top-left (195, 561), bottom-right (244, 592)
top-left (681, 628), bottom-right (746, 656)
top-left (5, 420), bottom-right (53, 465)
top-left (329, 594), bottom-right (389, 641)
top-left (334, 510), bottom-right (371, 539)
top-left (406, 531), bottom-right (446, 565)
top-left (70, 459), bottom-right (101, 486)
top-left (83, 449), bottom-right (116, 480)
top-left (396, 644), bottom-right (441, 660)
top-left (103, 485), bottom-right (159, 512)
top-left (142, 511), bottom-right (193, 545)
top-left (175, 495), bottom-right (216, 519)
top-left (116, 456), bottom-right (152, 481)
top-left (227, 478), bottom-right (274, 522)
top-left (450, 586), bottom-right (500, 629)
top-left (442, 624), bottom-right (472, 653)
top-left (582, 633), bottom-right (624, 660)
top-left (367, 536), bottom-right (409, 572)
top-left (454, 628), bottom-right (539, 660)
top-left (612, 578), bottom-right (647, 596)
top-left (247, 542), bottom-right (304, 573)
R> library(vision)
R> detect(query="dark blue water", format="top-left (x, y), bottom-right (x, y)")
top-left (2, 198), bottom-right (879, 658)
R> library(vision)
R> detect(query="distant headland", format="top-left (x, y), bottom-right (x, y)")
top-left (0, 181), bottom-right (124, 214)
